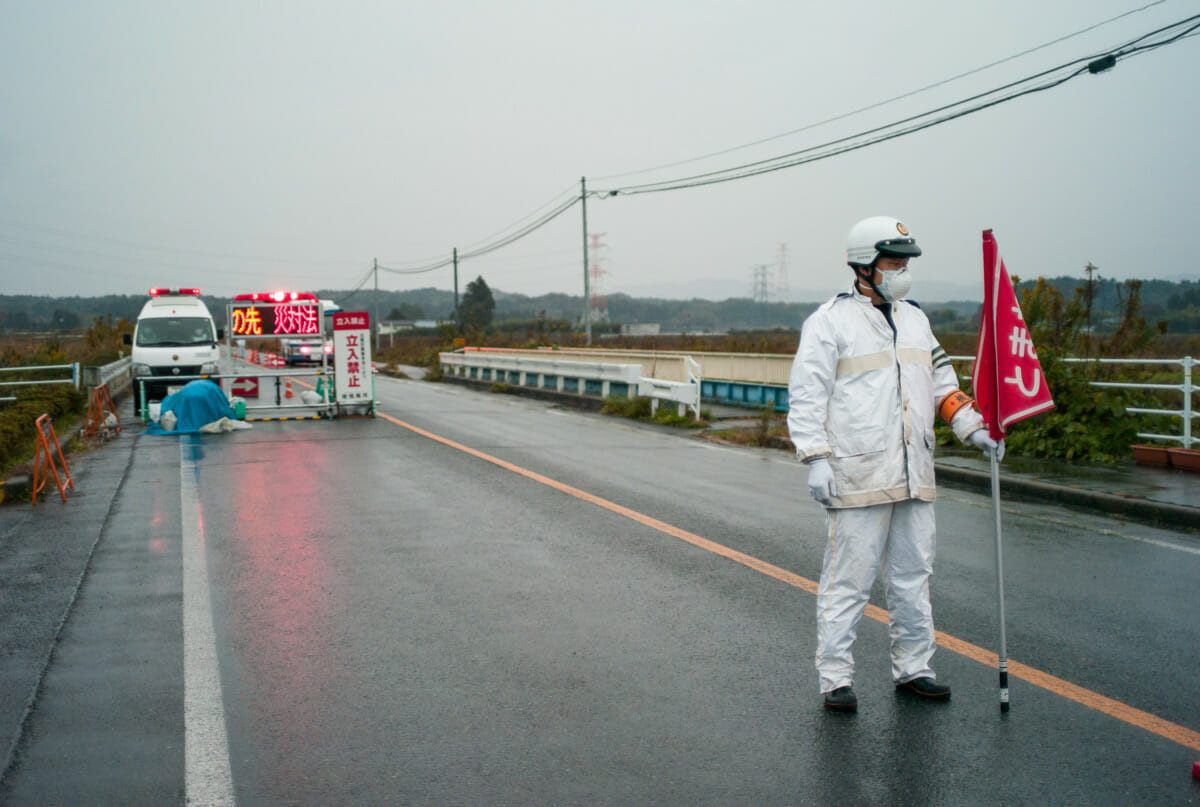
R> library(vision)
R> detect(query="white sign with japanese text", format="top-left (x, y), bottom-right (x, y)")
top-left (332, 312), bottom-right (372, 406)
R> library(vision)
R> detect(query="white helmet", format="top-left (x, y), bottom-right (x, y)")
top-left (846, 216), bottom-right (922, 267)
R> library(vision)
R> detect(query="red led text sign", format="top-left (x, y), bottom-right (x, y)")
top-left (230, 302), bottom-right (321, 336)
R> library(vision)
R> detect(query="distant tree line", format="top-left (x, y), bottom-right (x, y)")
top-left (3, 277), bottom-right (1198, 335)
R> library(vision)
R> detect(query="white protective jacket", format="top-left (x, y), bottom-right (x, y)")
top-left (788, 286), bottom-right (983, 508)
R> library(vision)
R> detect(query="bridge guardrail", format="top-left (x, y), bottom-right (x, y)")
top-left (440, 350), bottom-right (701, 417)
top-left (524, 348), bottom-right (786, 413)
top-left (79, 356), bottom-right (133, 393)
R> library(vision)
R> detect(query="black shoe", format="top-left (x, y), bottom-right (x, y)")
top-left (896, 677), bottom-right (951, 700)
top-left (824, 686), bottom-right (858, 712)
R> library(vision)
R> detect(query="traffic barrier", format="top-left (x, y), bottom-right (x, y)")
top-left (245, 415), bottom-right (326, 422)
top-left (32, 414), bottom-right (73, 505)
top-left (82, 383), bottom-right (121, 440)
top-left (231, 376), bottom-right (259, 398)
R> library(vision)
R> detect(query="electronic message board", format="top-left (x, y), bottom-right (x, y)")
top-left (229, 292), bottom-right (321, 337)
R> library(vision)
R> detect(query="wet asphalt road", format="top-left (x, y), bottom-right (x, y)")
top-left (1, 375), bottom-right (1199, 805)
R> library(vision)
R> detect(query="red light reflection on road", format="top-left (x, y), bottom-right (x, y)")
top-left (222, 438), bottom-right (340, 787)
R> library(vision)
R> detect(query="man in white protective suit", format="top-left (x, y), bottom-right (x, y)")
top-left (787, 216), bottom-right (1003, 713)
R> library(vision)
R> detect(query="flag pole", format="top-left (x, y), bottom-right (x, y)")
top-left (990, 444), bottom-right (1010, 713)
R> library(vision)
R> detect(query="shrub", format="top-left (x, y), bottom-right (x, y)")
top-left (0, 385), bottom-right (85, 475)
top-left (601, 395), bottom-right (705, 429)
top-left (938, 276), bottom-right (1163, 463)
top-left (601, 396), bottom-right (652, 418)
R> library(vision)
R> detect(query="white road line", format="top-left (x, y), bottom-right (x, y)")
top-left (181, 440), bottom-right (236, 805)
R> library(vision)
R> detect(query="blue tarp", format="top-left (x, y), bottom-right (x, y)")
top-left (145, 379), bottom-right (236, 435)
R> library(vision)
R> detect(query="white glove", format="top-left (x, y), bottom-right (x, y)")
top-left (968, 429), bottom-right (1006, 462)
top-left (806, 458), bottom-right (836, 506)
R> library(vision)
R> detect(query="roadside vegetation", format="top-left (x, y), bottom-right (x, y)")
top-left (0, 317), bottom-right (132, 484)
top-left (705, 407), bottom-right (793, 450)
top-left (600, 395), bottom-right (708, 429)
top-left (935, 277), bottom-right (1179, 462)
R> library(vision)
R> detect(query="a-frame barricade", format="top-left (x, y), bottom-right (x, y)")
top-left (33, 414), bottom-right (74, 505)
top-left (82, 382), bottom-right (121, 440)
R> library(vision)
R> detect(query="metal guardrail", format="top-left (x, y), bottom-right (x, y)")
top-left (950, 355), bottom-right (1195, 449)
top-left (440, 350), bottom-right (702, 417)
top-left (96, 356), bottom-right (132, 389)
top-left (78, 356), bottom-right (133, 392)
top-left (0, 362), bottom-right (80, 392)
top-left (520, 348), bottom-right (782, 414)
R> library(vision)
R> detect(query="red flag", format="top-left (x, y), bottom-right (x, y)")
top-left (973, 230), bottom-right (1055, 440)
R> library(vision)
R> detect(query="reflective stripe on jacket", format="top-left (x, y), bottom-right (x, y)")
top-left (787, 286), bottom-right (983, 508)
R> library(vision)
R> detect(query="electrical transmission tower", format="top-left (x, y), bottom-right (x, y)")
top-left (751, 264), bottom-right (772, 304)
top-left (589, 232), bottom-right (610, 322)
top-left (775, 243), bottom-right (791, 303)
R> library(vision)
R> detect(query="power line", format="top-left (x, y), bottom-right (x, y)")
top-left (333, 266), bottom-right (378, 306)
top-left (602, 13), bottom-right (1200, 196)
top-left (377, 180), bottom-right (582, 273)
top-left (377, 193), bottom-right (583, 276)
top-left (0, 216), bottom-right (355, 268)
top-left (459, 180), bottom-right (582, 251)
top-left (592, 0), bottom-right (1171, 182)
top-left (368, 11), bottom-right (1196, 282)
top-left (367, 9), bottom-right (1195, 286)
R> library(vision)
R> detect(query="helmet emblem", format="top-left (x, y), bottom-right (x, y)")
top-left (896, 222), bottom-right (909, 236)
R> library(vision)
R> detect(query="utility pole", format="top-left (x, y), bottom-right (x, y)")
top-left (453, 248), bottom-right (459, 334)
top-left (1084, 261), bottom-right (1098, 358)
top-left (373, 258), bottom-right (379, 349)
top-left (581, 176), bottom-right (591, 345)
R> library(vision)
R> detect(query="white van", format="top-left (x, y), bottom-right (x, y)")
top-left (124, 288), bottom-right (223, 404)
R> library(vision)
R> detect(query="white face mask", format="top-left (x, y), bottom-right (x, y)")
top-left (876, 268), bottom-right (912, 301)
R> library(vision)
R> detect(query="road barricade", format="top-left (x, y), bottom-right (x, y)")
top-left (33, 414), bottom-right (73, 505)
top-left (82, 382), bottom-right (121, 440)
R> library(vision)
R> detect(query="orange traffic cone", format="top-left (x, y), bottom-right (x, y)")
top-left (285, 379), bottom-right (294, 399)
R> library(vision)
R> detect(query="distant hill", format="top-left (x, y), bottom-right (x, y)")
top-left (3, 276), bottom-right (1198, 334)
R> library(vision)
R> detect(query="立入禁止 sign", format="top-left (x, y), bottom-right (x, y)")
top-left (332, 312), bottom-right (372, 407)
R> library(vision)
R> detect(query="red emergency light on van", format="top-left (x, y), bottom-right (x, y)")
top-left (149, 287), bottom-right (201, 297)
top-left (233, 291), bottom-right (318, 302)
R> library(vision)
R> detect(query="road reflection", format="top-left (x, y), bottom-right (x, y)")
top-left (217, 436), bottom-right (341, 794)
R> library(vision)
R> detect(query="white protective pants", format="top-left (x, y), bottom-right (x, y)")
top-left (815, 499), bottom-right (938, 693)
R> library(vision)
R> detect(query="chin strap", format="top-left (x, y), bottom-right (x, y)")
top-left (854, 264), bottom-right (887, 301)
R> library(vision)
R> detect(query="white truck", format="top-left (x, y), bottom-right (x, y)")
top-left (124, 288), bottom-right (223, 404)
top-left (280, 336), bottom-right (331, 366)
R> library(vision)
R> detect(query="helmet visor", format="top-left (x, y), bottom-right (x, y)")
top-left (875, 237), bottom-right (921, 258)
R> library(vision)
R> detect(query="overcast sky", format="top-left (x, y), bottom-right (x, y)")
top-left (1, 1), bottom-right (1196, 306)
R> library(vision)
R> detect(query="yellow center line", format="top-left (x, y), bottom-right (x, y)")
top-left (378, 411), bottom-right (1200, 753)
